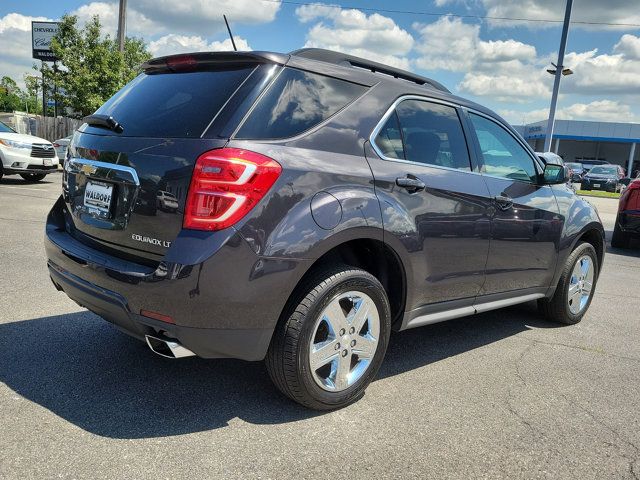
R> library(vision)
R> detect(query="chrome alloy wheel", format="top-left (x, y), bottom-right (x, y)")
top-left (309, 291), bottom-right (380, 392)
top-left (568, 255), bottom-right (595, 315)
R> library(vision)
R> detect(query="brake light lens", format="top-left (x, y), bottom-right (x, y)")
top-left (620, 179), bottom-right (640, 212)
top-left (166, 55), bottom-right (198, 72)
top-left (184, 148), bottom-right (281, 231)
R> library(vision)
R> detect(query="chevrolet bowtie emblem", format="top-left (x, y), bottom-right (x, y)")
top-left (81, 164), bottom-right (97, 175)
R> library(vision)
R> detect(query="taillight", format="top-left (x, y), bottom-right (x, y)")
top-left (184, 148), bottom-right (281, 231)
top-left (621, 180), bottom-right (640, 212)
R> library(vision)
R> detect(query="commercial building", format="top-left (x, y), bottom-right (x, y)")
top-left (516, 119), bottom-right (640, 176)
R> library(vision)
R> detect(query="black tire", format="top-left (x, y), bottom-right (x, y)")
top-left (581, 184), bottom-right (590, 191)
top-left (611, 219), bottom-right (631, 249)
top-left (538, 242), bottom-right (599, 325)
top-left (20, 173), bottom-right (46, 182)
top-left (266, 265), bottom-right (391, 410)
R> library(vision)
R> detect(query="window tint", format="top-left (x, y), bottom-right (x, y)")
top-left (374, 112), bottom-right (404, 160)
top-left (93, 66), bottom-right (255, 138)
top-left (469, 113), bottom-right (537, 182)
top-left (376, 100), bottom-right (471, 171)
top-left (236, 68), bottom-right (367, 139)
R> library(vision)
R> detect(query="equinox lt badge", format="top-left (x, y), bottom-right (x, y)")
top-left (131, 233), bottom-right (171, 248)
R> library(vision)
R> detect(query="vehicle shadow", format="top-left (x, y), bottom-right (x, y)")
top-left (604, 229), bottom-right (640, 255)
top-left (0, 304), bottom-right (555, 439)
top-left (0, 174), bottom-right (60, 186)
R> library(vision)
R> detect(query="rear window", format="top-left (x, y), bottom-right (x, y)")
top-left (236, 68), bottom-right (367, 139)
top-left (92, 66), bottom-right (255, 138)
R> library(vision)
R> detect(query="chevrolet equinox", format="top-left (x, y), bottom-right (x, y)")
top-left (45, 49), bottom-right (605, 409)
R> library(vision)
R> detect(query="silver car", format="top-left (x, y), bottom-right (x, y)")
top-left (53, 135), bottom-right (73, 165)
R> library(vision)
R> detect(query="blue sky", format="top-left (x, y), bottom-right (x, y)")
top-left (2, 0), bottom-right (639, 124)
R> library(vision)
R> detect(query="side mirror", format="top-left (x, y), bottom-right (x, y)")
top-left (541, 164), bottom-right (570, 185)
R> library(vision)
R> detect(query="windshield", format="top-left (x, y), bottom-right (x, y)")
top-left (589, 166), bottom-right (617, 175)
top-left (0, 121), bottom-right (16, 133)
top-left (566, 162), bottom-right (582, 168)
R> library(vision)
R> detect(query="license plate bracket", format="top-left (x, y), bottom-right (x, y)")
top-left (593, 183), bottom-right (601, 188)
top-left (84, 180), bottom-right (114, 216)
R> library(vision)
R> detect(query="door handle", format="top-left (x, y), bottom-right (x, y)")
top-left (493, 194), bottom-right (513, 211)
top-left (396, 176), bottom-right (426, 193)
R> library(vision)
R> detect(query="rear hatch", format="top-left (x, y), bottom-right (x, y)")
top-left (63, 53), bottom-right (282, 263)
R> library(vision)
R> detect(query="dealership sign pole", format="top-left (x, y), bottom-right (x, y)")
top-left (31, 21), bottom-right (60, 118)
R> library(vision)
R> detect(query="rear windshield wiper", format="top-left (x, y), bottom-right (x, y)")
top-left (83, 114), bottom-right (124, 133)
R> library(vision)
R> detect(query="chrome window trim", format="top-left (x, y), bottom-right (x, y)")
top-left (369, 95), bottom-right (544, 183)
top-left (369, 95), bottom-right (476, 174)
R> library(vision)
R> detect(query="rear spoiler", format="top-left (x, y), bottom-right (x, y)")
top-left (142, 51), bottom-right (289, 73)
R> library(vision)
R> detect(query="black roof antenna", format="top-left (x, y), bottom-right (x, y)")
top-left (223, 15), bottom-right (237, 51)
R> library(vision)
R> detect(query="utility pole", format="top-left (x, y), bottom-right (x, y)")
top-left (53, 61), bottom-right (58, 118)
top-left (117, 0), bottom-right (127, 52)
top-left (41, 61), bottom-right (46, 118)
top-left (544, 0), bottom-right (573, 152)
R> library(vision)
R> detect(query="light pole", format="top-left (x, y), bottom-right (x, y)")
top-left (543, 0), bottom-right (574, 152)
top-left (117, 0), bottom-right (127, 52)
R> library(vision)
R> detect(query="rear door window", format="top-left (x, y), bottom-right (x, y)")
top-left (235, 68), bottom-right (367, 139)
top-left (92, 66), bottom-right (256, 138)
top-left (374, 99), bottom-right (472, 171)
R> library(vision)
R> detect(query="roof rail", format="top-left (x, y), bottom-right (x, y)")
top-left (290, 48), bottom-right (450, 94)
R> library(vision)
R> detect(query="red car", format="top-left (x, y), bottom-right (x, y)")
top-left (612, 178), bottom-right (640, 248)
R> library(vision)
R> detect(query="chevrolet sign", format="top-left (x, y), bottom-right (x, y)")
top-left (32, 21), bottom-right (60, 62)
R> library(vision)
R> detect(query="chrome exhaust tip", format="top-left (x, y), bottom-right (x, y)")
top-left (145, 335), bottom-right (196, 359)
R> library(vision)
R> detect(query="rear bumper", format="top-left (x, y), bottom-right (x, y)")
top-left (47, 261), bottom-right (273, 359)
top-left (618, 211), bottom-right (640, 236)
top-left (581, 180), bottom-right (618, 192)
top-left (45, 196), bottom-right (312, 361)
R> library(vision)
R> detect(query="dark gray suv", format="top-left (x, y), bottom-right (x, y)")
top-left (45, 49), bottom-right (605, 409)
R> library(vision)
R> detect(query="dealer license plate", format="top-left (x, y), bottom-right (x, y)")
top-left (84, 181), bottom-right (113, 214)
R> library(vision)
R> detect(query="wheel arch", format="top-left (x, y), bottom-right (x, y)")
top-left (279, 236), bottom-right (408, 331)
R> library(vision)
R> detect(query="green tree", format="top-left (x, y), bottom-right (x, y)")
top-left (23, 75), bottom-right (42, 114)
top-left (44, 14), bottom-right (151, 118)
top-left (0, 76), bottom-right (23, 112)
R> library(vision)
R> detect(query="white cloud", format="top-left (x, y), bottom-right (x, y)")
top-left (480, 0), bottom-right (640, 29)
top-left (614, 34), bottom-right (640, 60)
top-left (414, 17), bottom-right (537, 71)
top-left (459, 74), bottom-right (549, 102)
top-left (413, 17), bottom-right (547, 100)
top-left (71, 2), bottom-right (158, 37)
top-left (500, 100), bottom-right (639, 124)
top-left (0, 13), bottom-right (52, 88)
top-left (148, 34), bottom-right (251, 57)
top-left (134, 0), bottom-right (281, 37)
top-left (561, 46), bottom-right (640, 95)
top-left (296, 5), bottom-right (413, 70)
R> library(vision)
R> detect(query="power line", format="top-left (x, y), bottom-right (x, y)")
top-left (259, 0), bottom-right (640, 28)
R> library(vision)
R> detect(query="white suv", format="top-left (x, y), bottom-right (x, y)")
top-left (0, 121), bottom-right (59, 181)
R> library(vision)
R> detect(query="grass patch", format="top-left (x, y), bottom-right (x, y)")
top-left (576, 190), bottom-right (620, 199)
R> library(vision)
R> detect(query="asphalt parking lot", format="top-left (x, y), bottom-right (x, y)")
top-left (1, 173), bottom-right (639, 479)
